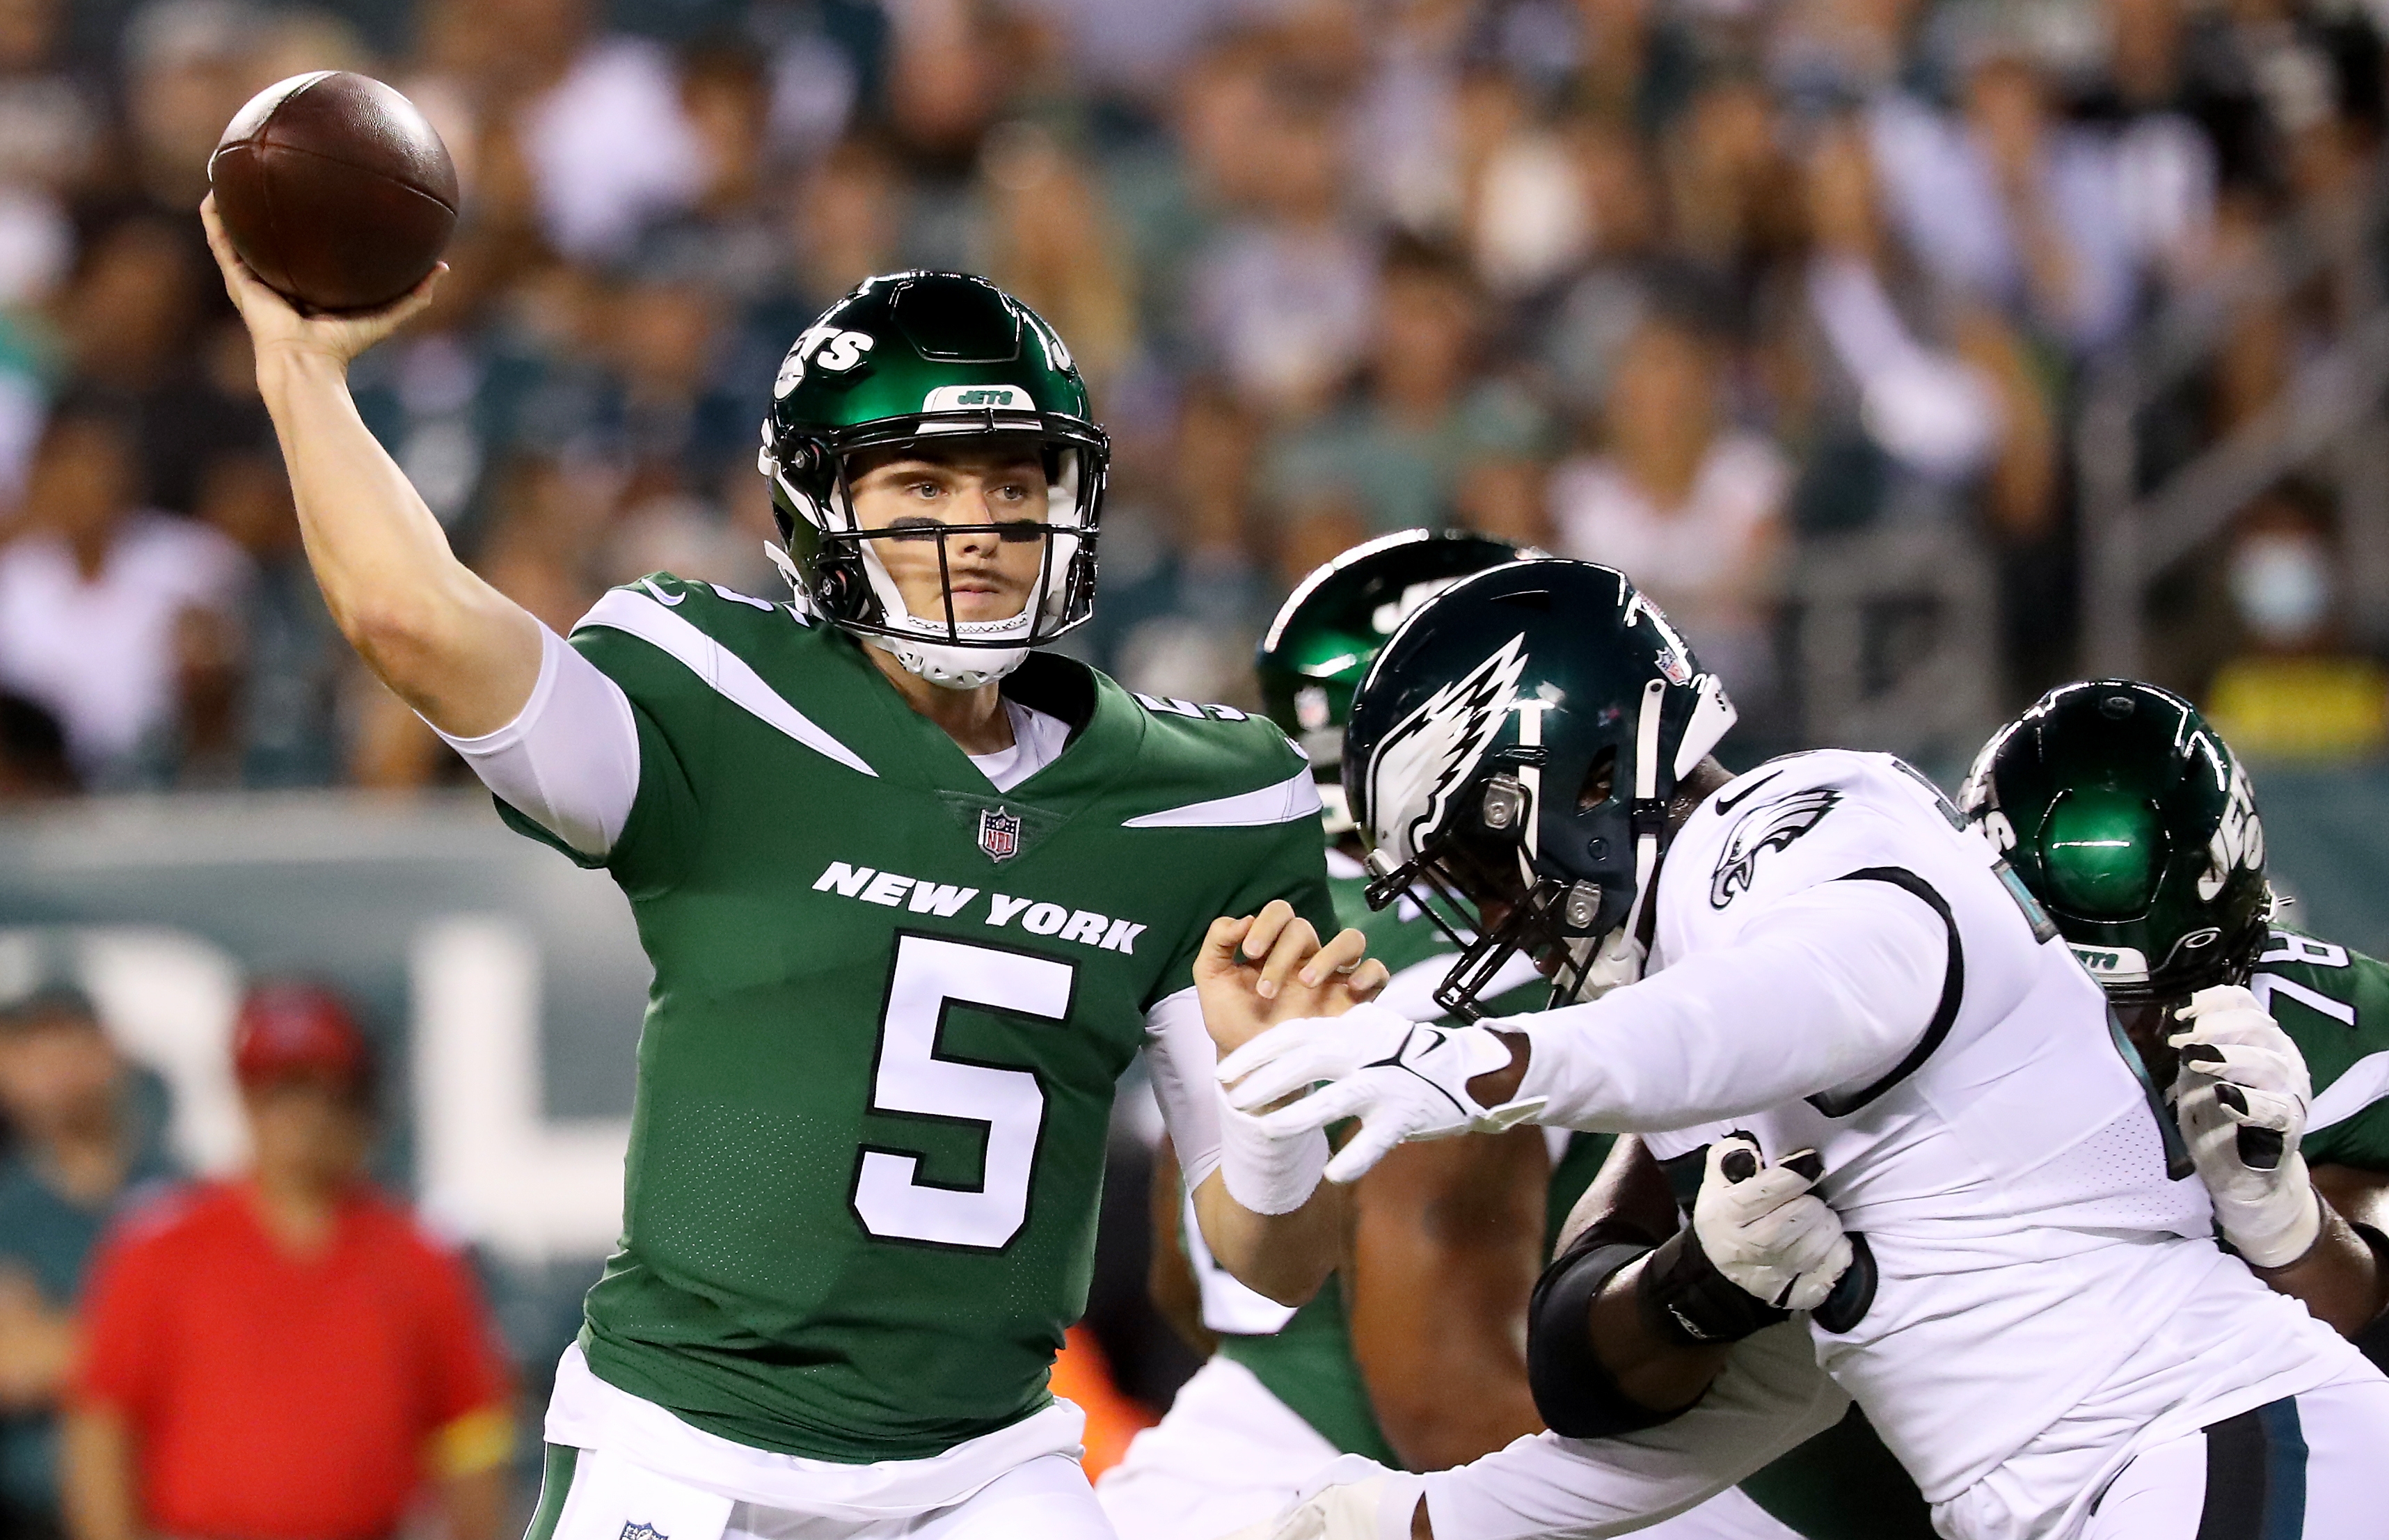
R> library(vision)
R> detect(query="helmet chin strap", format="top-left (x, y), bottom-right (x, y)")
top-left (1592, 678), bottom-right (1672, 999)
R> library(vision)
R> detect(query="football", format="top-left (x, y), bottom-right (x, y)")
top-left (208, 71), bottom-right (458, 314)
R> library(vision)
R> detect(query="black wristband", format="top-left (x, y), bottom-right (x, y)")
top-left (1636, 1222), bottom-right (1791, 1348)
top-left (1526, 1235), bottom-right (1667, 1438)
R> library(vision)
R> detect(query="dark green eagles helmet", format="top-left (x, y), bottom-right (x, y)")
top-left (1342, 560), bottom-right (1737, 1017)
top-left (1958, 680), bottom-right (2273, 1005)
top-left (1257, 530), bottom-right (1539, 834)
top-left (758, 271), bottom-right (1110, 688)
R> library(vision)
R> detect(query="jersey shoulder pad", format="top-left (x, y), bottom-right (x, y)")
top-left (1684, 751), bottom-right (1914, 914)
top-left (569, 572), bottom-right (828, 690)
top-left (1102, 672), bottom-right (1318, 827)
top-left (2253, 929), bottom-right (2383, 1042)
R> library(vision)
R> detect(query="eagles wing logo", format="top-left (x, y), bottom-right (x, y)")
top-left (1711, 789), bottom-right (1840, 908)
top-left (1367, 633), bottom-right (1532, 864)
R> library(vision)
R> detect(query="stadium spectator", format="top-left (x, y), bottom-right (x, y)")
top-left (1262, 237), bottom-right (1546, 578)
top-left (61, 983), bottom-right (512, 1540)
top-left (1548, 299), bottom-right (1789, 718)
top-left (0, 987), bottom-right (171, 1540)
top-left (0, 398), bottom-right (251, 786)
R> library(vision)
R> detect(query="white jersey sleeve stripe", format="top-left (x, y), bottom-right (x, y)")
top-left (577, 589), bottom-right (877, 777)
top-left (2310, 1049), bottom-right (2389, 1133)
top-left (1121, 765), bottom-right (1321, 829)
top-left (435, 624), bottom-right (641, 859)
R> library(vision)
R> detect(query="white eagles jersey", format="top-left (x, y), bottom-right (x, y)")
top-left (1502, 750), bottom-right (2372, 1527)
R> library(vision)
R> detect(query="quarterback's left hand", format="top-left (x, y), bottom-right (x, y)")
top-left (1216, 1003), bottom-right (1544, 1184)
top-left (1196, 901), bottom-right (1390, 1059)
top-left (2172, 985), bottom-right (2322, 1269)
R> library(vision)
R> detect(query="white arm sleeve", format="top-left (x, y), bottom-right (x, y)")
top-left (1510, 879), bottom-right (1948, 1132)
top-left (1421, 1322), bottom-right (1850, 1540)
top-left (434, 624), bottom-right (642, 860)
top-left (1143, 986), bottom-right (1223, 1189)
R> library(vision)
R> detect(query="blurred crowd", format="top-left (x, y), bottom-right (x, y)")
top-left (1, 0), bottom-right (2388, 795)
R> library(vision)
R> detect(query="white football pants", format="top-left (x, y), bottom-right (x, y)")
top-left (2080, 1379), bottom-right (2389, 1539)
top-left (532, 1444), bottom-right (1116, 1540)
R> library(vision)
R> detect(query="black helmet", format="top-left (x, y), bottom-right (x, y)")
top-left (1959, 680), bottom-right (2273, 1005)
top-left (758, 271), bottom-right (1109, 689)
top-left (1343, 560), bottom-right (1738, 1017)
top-left (1257, 530), bottom-right (1539, 833)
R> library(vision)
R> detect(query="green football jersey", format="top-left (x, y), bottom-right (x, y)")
top-left (1214, 856), bottom-right (1583, 1469)
top-left (505, 575), bottom-right (1338, 1463)
top-left (1740, 922), bottom-right (2389, 1540)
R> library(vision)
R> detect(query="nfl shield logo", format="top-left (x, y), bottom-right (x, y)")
top-left (978, 807), bottom-right (1022, 862)
top-left (621, 1525), bottom-right (667, 1540)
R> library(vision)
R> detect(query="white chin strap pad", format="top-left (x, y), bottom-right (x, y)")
top-left (855, 536), bottom-right (1037, 691)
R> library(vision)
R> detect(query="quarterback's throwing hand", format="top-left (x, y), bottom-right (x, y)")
top-left (1215, 1003), bottom-right (1544, 1184)
top-left (2171, 985), bottom-right (2321, 1269)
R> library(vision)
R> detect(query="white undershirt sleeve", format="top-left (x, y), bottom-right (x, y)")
top-left (1420, 1322), bottom-right (1850, 1540)
top-left (433, 624), bottom-right (642, 860)
top-left (1142, 985), bottom-right (1223, 1190)
top-left (1507, 878), bottom-right (1949, 1132)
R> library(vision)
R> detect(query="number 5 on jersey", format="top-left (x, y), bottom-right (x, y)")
top-left (851, 934), bottom-right (1074, 1250)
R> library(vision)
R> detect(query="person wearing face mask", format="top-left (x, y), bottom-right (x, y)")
top-left (200, 188), bottom-right (1386, 1540)
top-left (2205, 489), bottom-right (2388, 761)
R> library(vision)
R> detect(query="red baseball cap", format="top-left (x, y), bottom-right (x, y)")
top-left (232, 983), bottom-right (371, 1094)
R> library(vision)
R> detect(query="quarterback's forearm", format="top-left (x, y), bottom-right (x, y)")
top-left (256, 347), bottom-right (540, 736)
top-left (1350, 1132), bottom-right (1550, 1470)
top-left (1504, 881), bottom-right (1946, 1132)
top-left (2264, 1165), bottom-right (2389, 1335)
top-left (1191, 1170), bottom-right (1340, 1307)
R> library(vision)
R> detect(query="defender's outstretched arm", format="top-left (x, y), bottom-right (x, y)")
top-left (203, 196), bottom-right (541, 737)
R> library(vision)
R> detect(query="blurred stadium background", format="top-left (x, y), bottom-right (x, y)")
top-left (8, 0), bottom-right (2389, 1530)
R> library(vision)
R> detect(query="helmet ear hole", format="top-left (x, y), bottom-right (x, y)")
top-left (1578, 745), bottom-right (1619, 811)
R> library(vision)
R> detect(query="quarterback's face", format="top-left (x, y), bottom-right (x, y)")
top-left (848, 445), bottom-right (1051, 626)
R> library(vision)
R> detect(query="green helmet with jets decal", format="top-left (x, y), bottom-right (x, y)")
top-left (1958, 680), bottom-right (2273, 1006)
top-left (1258, 530), bottom-right (1540, 834)
top-left (1342, 559), bottom-right (1738, 1017)
top-left (758, 271), bottom-right (1110, 689)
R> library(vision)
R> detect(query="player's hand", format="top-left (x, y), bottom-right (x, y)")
top-left (1692, 1136), bottom-right (1852, 1313)
top-left (203, 194), bottom-right (442, 369)
top-left (1216, 1003), bottom-right (1543, 1184)
top-left (2170, 985), bottom-right (2321, 1269)
top-left (1194, 900), bottom-right (1388, 1059)
top-left (1219, 1455), bottom-right (1424, 1540)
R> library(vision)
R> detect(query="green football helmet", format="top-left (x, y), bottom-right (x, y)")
top-left (1257, 530), bottom-right (1539, 834)
top-left (758, 271), bottom-right (1110, 689)
top-left (1959, 680), bottom-right (2273, 1005)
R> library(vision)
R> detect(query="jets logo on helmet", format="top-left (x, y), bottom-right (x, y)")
top-left (1367, 632), bottom-right (1530, 867)
top-left (2199, 760), bottom-right (2264, 901)
top-left (1711, 789), bottom-right (1839, 908)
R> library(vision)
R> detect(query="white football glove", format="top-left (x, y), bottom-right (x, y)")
top-left (1694, 1136), bottom-right (1853, 1313)
top-left (1217, 1456), bottom-right (1424, 1540)
top-left (2171, 985), bottom-right (2321, 1269)
top-left (1216, 1003), bottom-right (1546, 1184)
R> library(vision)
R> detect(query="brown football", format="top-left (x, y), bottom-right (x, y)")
top-left (209, 71), bottom-right (459, 313)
